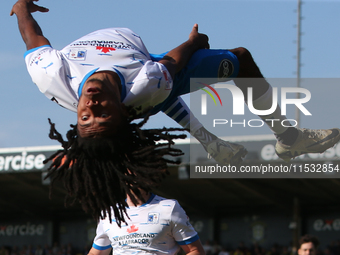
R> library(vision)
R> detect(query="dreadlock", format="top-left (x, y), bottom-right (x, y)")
top-left (43, 114), bottom-right (186, 227)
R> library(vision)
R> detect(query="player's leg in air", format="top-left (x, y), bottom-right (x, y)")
top-left (230, 47), bottom-right (340, 162)
top-left (150, 52), bottom-right (247, 165)
top-left (162, 97), bottom-right (247, 165)
top-left (156, 48), bottom-right (340, 165)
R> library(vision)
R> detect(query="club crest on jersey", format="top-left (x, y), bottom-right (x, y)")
top-left (68, 49), bottom-right (87, 61)
top-left (148, 213), bottom-right (160, 224)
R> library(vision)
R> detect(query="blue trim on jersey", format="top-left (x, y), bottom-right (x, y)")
top-left (149, 52), bottom-right (168, 62)
top-left (112, 67), bottom-right (126, 101)
top-left (126, 193), bottom-right (156, 209)
top-left (78, 68), bottom-right (99, 97)
top-left (139, 193), bottom-right (156, 207)
top-left (176, 234), bottom-right (200, 245)
top-left (92, 243), bottom-right (111, 250)
top-left (24, 45), bottom-right (51, 58)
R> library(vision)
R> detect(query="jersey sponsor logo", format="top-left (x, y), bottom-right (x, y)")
top-left (114, 233), bottom-right (154, 246)
top-left (70, 40), bottom-right (137, 50)
top-left (218, 59), bottom-right (234, 78)
top-left (96, 46), bottom-right (116, 54)
top-left (68, 49), bottom-right (87, 60)
top-left (112, 233), bottom-right (156, 245)
top-left (148, 213), bottom-right (160, 224)
top-left (127, 224), bottom-right (139, 233)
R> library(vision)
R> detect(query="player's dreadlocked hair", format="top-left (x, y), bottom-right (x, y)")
top-left (43, 114), bottom-right (186, 227)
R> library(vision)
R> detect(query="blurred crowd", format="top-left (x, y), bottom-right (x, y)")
top-left (0, 243), bottom-right (89, 255)
top-left (1, 239), bottom-right (340, 255)
top-left (199, 239), bottom-right (340, 255)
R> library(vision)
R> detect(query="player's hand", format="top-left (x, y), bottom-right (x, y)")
top-left (188, 24), bottom-right (210, 50)
top-left (10, 0), bottom-right (49, 16)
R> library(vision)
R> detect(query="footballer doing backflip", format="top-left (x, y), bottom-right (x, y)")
top-left (11, 0), bottom-right (340, 225)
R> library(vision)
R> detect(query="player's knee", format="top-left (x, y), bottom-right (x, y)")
top-left (230, 47), bottom-right (263, 78)
top-left (231, 47), bottom-right (254, 65)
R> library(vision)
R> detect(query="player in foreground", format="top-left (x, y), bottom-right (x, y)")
top-left (11, 0), bottom-right (340, 225)
top-left (88, 190), bottom-right (205, 255)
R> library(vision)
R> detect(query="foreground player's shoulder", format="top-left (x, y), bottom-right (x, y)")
top-left (155, 196), bottom-right (182, 215)
top-left (156, 195), bottom-right (177, 206)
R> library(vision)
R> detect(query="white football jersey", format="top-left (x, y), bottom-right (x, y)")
top-left (24, 28), bottom-right (173, 113)
top-left (93, 194), bottom-right (199, 255)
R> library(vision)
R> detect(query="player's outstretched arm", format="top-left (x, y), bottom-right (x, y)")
top-left (159, 24), bottom-right (209, 78)
top-left (10, 0), bottom-right (50, 50)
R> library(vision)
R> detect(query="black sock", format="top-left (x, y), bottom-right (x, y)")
top-left (275, 127), bottom-right (299, 146)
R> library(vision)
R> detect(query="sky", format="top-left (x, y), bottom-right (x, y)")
top-left (1, 0), bottom-right (340, 148)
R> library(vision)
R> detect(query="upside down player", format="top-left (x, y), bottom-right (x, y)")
top-left (11, 0), bottom-right (340, 225)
